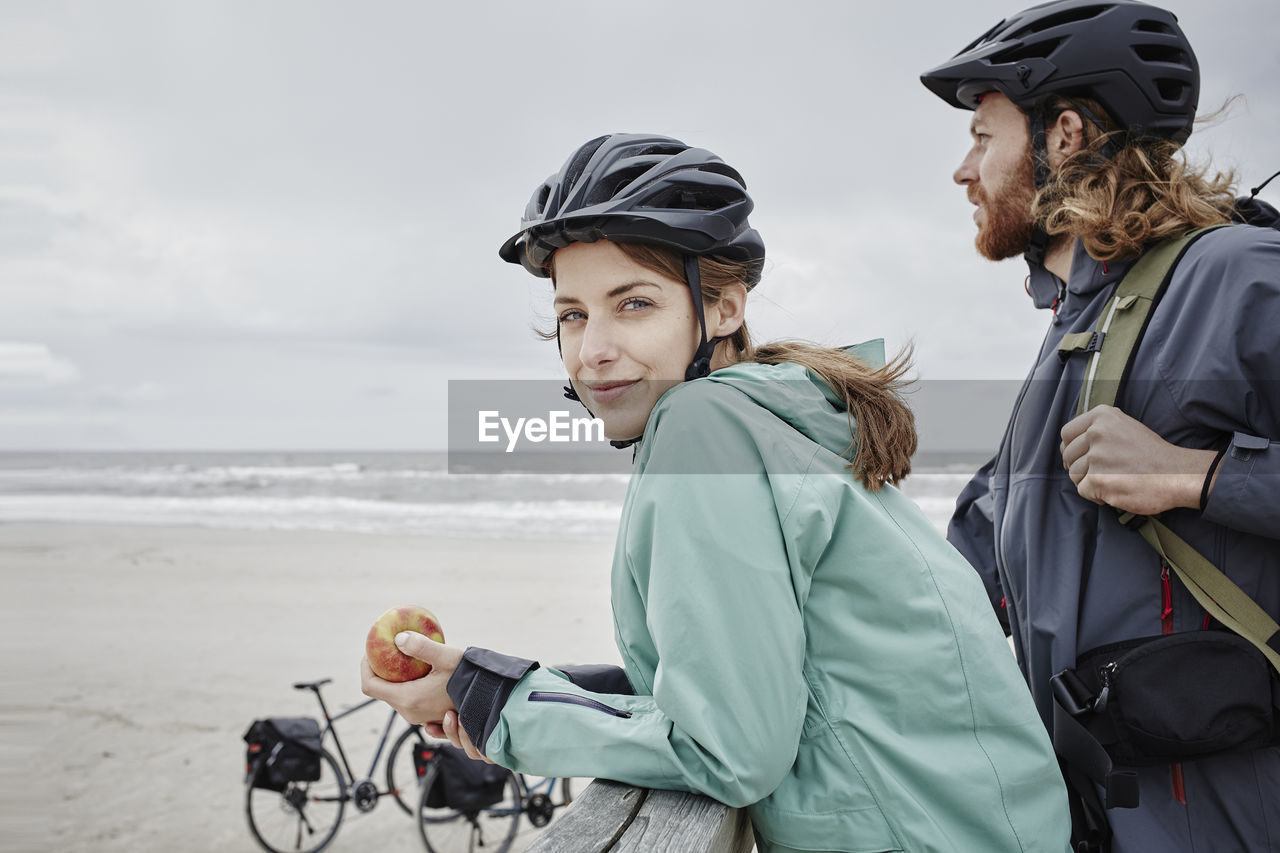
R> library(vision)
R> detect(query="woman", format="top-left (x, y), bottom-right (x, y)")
top-left (362, 133), bottom-right (1071, 852)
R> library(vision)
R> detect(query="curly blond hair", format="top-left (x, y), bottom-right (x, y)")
top-left (1032, 96), bottom-right (1237, 260)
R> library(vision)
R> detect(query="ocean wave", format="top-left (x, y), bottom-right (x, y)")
top-left (0, 494), bottom-right (624, 540)
top-left (0, 452), bottom-right (971, 539)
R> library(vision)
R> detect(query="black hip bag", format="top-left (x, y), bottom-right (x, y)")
top-left (1051, 628), bottom-right (1280, 808)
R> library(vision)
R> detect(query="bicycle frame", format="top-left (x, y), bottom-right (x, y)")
top-left (520, 773), bottom-right (560, 801)
top-left (308, 691), bottom-right (402, 787)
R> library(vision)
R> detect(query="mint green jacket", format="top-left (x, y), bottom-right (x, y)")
top-left (486, 354), bottom-right (1071, 852)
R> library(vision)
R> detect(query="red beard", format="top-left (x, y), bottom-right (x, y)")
top-left (974, 148), bottom-right (1037, 261)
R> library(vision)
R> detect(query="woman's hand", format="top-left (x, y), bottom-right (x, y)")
top-left (359, 633), bottom-right (494, 763)
top-left (441, 708), bottom-right (493, 763)
top-left (360, 632), bottom-right (463, 727)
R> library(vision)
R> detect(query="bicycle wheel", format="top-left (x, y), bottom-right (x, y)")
top-left (386, 725), bottom-right (437, 816)
top-left (246, 747), bottom-right (346, 853)
top-left (417, 761), bottom-right (522, 853)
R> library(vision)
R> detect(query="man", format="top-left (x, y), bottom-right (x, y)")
top-left (921, 1), bottom-right (1280, 851)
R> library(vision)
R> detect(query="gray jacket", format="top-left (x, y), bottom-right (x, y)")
top-left (948, 224), bottom-right (1280, 852)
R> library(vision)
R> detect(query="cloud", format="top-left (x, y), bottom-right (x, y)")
top-left (0, 342), bottom-right (80, 386)
top-left (1, 0), bottom-right (1275, 449)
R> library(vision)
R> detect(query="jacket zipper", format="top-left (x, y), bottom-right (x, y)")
top-left (527, 691), bottom-right (632, 718)
top-left (1160, 561), bottom-right (1175, 635)
top-left (1159, 560), bottom-right (1188, 804)
top-left (996, 335), bottom-right (1051, 640)
top-left (998, 274), bottom-right (1072, 628)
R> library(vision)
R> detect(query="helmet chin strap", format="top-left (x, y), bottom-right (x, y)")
top-left (560, 375), bottom-right (639, 450)
top-left (1025, 102), bottom-right (1119, 268)
top-left (683, 254), bottom-right (725, 381)
top-left (1024, 111), bottom-right (1052, 267)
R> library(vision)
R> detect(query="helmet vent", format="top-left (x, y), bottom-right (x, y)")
top-left (631, 143), bottom-right (686, 158)
top-left (584, 164), bottom-right (652, 205)
top-left (964, 17), bottom-right (1008, 52)
top-left (563, 135), bottom-right (610, 196)
top-left (647, 185), bottom-right (736, 212)
top-left (1155, 78), bottom-right (1191, 104)
top-left (1132, 44), bottom-right (1190, 68)
top-left (1009, 4), bottom-right (1107, 39)
top-left (1133, 18), bottom-right (1176, 35)
top-left (992, 37), bottom-right (1064, 62)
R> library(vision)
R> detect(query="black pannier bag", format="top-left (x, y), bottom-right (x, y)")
top-left (434, 743), bottom-right (511, 812)
top-left (243, 717), bottom-right (323, 792)
top-left (413, 741), bottom-right (449, 809)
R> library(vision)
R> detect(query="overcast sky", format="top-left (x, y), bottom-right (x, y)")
top-left (3, 0), bottom-right (1277, 451)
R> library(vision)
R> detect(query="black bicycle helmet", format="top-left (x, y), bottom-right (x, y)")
top-left (498, 133), bottom-right (765, 279)
top-left (920, 0), bottom-right (1199, 143)
top-left (501, 133), bottom-right (765, 404)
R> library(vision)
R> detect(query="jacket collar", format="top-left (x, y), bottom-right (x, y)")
top-left (1025, 239), bottom-right (1138, 309)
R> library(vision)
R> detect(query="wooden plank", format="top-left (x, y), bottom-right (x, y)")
top-left (526, 779), bottom-right (754, 853)
top-left (525, 779), bottom-right (647, 852)
top-left (613, 787), bottom-right (753, 853)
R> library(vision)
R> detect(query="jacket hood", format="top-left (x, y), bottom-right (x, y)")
top-left (699, 339), bottom-right (887, 463)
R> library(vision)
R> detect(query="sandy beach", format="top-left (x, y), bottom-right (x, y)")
top-left (2, 521), bottom-right (619, 853)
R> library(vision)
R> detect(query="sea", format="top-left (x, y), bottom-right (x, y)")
top-left (0, 451), bottom-right (987, 541)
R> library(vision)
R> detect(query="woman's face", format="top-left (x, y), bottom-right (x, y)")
top-left (553, 240), bottom-right (701, 441)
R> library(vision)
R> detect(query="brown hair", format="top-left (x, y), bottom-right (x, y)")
top-left (1031, 96), bottom-right (1237, 260)
top-left (589, 242), bottom-right (917, 490)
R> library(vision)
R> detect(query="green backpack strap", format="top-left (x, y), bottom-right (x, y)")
top-left (1061, 225), bottom-right (1280, 677)
top-left (1060, 225), bottom-right (1228, 416)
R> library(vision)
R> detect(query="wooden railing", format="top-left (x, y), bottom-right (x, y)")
top-left (526, 779), bottom-right (754, 853)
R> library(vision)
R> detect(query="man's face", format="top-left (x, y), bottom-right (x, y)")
top-left (953, 92), bottom-right (1037, 261)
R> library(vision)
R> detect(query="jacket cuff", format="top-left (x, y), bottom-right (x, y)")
top-left (1200, 431), bottom-right (1275, 537)
top-left (446, 647), bottom-right (538, 754)
top-left (553, 664), bottom-right (636, 695)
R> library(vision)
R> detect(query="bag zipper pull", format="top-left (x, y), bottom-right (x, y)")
top-left (1094, 662), bottom-right (1117, 711)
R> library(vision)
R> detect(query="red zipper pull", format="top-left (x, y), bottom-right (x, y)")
top-left (1160, 561), bottom-right (1174, 634)
top-left (1171, 763), bottom-right (1187, 804)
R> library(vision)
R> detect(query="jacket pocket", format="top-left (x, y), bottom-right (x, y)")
top-left (527, 691), bottom-right (632, 718)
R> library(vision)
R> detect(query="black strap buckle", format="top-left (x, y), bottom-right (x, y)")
top-left (1051, 668), bottom-right (1096, 717)
top-left (1058, 330), bottom-right (1107, 363)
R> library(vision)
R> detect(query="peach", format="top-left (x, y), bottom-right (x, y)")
top-left (365, 605), bottom-right (445, 682)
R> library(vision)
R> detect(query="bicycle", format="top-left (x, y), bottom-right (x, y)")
top-left (415, 750), bottom-right (575, 853)
top-left (245, 677), bottom-right (436, 853)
